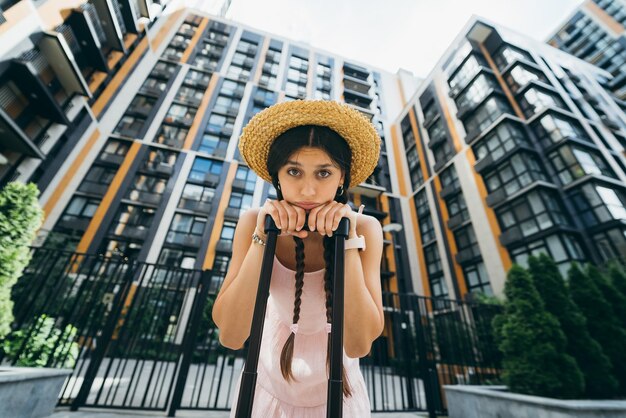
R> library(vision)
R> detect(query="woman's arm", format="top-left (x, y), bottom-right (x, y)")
top-left (343, 214), bottom-right (385, 358)
top-left (211, 207), bottom-right (263, 350)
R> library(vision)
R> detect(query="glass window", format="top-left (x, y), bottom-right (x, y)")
top-left (456, 74), bottom-right (500, 110)
top-left (473, 121), bottom-right (529, 161)
top-left (493, 44), bottom-right (534, 71)
top-left (518, 87), bottom-right (566, 117)
top-left (570, 183), bottom-right (626, 227)
top-left (505, 64), bottom-right (549, 93)
top-left (497, 190), bottom-right (569, 237)
top-left (533, 113), bottom-right (589, 147)
top-left (424, 244), bottom-right (448, 298)
top-left (464, 262), bottom-right (493, 296)
top-left (189, 157), bottom-right (223, 182)
top-left (510, 234), bottom-right (584, 277)
top-left (420, 215), bottom-right (436, 244)
top-left (448, 54), bottom-right (487, 93)
top-left (464, 96), bottom-right (513, 137)
top-left (484, 153), bottom-right (546, 197)
top-left (549, 145), bottom-right (615, 184)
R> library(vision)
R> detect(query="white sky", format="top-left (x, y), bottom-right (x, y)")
top-left (225, 0), bottom-right (585, 77)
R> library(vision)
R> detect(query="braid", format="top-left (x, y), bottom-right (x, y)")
top-left (280, 236), bottom-right (305, 382)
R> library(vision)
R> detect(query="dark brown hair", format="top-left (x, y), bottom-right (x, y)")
top-left (266, 124), bottom-right (354, 398)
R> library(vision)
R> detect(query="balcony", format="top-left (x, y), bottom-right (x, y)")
top-left (202, 173), bottom-right (220, 187)
top-left (440, 183), bottom-right (461, 200)
top-left (56, 216), bottom-right (91, 231)
top-left (143, 162), bottom-right (174, 176)
top-left (166, 231), bottom-right (202, 247)
top-left (0, 109), bottom-right (45, 159)
top-left (66, 5), bottom-right (109, 72)
top-left (179, 199), bottom-right (212, 214)
top-left (91, 0), bottom-right (127, 53)
top-left (499, 226), bottom-right (523, 246)
top-left (224, 207), bottom-right (242, 220)
top-left (126, 190), bottom-right (163, 206)
top-left (114, 225), bottom-right (148, 240)
top-left (98, 152), bottom-right (125, 165)
top-left (455, 248), bottom-right (480, 264)
top-left (216, 240), bottom-right (232, 253)
top-left (447, 213), bottom-right (467, 230)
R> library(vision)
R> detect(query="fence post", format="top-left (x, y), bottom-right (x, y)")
top-left (167, 269), bottom-right (212, 417)
top-left (70, 261), bottom-right (136, 411)
top-left (414, 297), bottom-right (439, 418)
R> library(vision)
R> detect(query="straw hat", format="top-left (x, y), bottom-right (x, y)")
top-left (238, 100), bottom-right (381, 187)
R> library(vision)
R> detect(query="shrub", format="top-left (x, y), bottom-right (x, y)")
top-left (528, 255), bottom-right (617, 398)
top-left (492, 264), bottom-right (583, 399)
top-left (568, 263), bottom-right (626, 395)
top-left (1, 314), bottom-right (79, 368)
top-left (0, 182), bottom-right (45, 339)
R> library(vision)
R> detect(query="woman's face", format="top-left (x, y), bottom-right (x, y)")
top-left (277, 146), bottom-right (345, 211)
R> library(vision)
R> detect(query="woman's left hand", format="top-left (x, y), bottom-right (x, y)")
top-left (307, 202), bottom-right (359, 237)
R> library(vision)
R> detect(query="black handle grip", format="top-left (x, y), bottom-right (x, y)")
top-left (264, 214), bottom-right (350, 235)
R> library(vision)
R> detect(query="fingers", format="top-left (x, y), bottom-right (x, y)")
top-left (264, 199), bottom-right (308, 239)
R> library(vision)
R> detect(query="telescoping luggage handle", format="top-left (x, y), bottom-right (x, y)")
top-left (235, 214), bottom-right (350, 418)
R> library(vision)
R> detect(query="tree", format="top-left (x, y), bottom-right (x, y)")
top-left (0, 182), bottom-right (45, 339)
top-left (492, 264), bottom-right (584, 399)
top-left (528, 255), bottom-right (617, 398)
top-left (588, 264), bottom-right (626, 330)
top-left (607, 262), bottom-right (626, 299)
top-left (568, 263), bottom-right (626, 395)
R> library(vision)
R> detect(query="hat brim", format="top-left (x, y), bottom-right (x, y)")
top-left (238, 100), bottom-right (381, 188)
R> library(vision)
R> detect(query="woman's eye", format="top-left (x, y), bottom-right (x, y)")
top-left (319, 170), bottom-right (331, 178)
top-left (287, 168), bottom-right (299, 176)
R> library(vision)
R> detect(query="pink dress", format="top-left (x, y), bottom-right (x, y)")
top-left (228, 255), bottom-right (372, 418)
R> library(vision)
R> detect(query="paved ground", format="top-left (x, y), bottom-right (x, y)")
top-left (49, 408), bottom-right (438, 417)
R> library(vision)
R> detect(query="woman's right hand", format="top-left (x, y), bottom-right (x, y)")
top-left (256, 199), bottom-right (309, 239)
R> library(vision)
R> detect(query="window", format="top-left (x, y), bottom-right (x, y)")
top-left (440, 165), bottom-right (460, 191)
top-left (533, 112), bottom-right (589, 147)
top-left (570, 184), bottom-right (626, 226)
top-left (166, 214), bottom-right (206, 245)
top-left (473, 122), bottom-right (529, 162)
top-left (432, 139), bottom-right (454, 165)
top-left (497, 190), bottom-right (569, 237)
top-left (484, 153), bottom-right (546, 197)
top-left (464, 96), bottom-right (513, 137)
top-left (127, 175), bottom-right (168, 204)
top-left (213, 95), bottom-right (241, 114)
top-left (510, 234), bottom-right (584, 277)
top-left (184, 69), bottom-right (211, 88)
top-left (505, 64), bottom-right (549, 93)
top-left (189, 158), bottom-right (223, 183)
top-left (593, 228), bottom-right (626, 263)
top-left (447, 194), bottom-right (469, 222)
top-left (464, 262), bottom-right (493, 296)
top-left (114, 115), bottom-right (146, 137)
top-left (61, 196), bottom-right (99, 222)
top-left (548, 145), bottom-right (615, 184)
top-left (455, 225), bottom-right (480, 257)
top-left (142, 149), bottom-right (178, 173)
top-left (110, 204), bottom-right (155, 236)
top-left (157, 247), bottom-right (197, 270)
top-left (419, 215), bottom-right (436, 244)
top-left (217, 221), bottom-right (237, 251)
top-left (179, 183), bottom-right (215, 207)
top-left (199, 133), bottom-right (229, 157)
top-left (518, 87), bottom-right (566, 117)
top-left (456, 73), bottom-right (500, 111)
top-left (448, 54), bottom-right (487, 93)
top-left (415, 190), bottom-right (430, 217)
top-left (424, 244), bottom-right (449, 299)
top-left (78, 165), bottom-right (116, 194)
top-left (220, 79), bottom-right (245, 97)
top-left (155, 124), bottom-right (188, 148)
top-left (493, 44), bottom-right (534, 71)
top-left (234, 166), bottom-right (257, 192)
top-left (206, 113), bottom-right (236, 134)
top-left (427, 119), bottom-right (447, 145)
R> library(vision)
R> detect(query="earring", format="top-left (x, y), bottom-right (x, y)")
top-left (277, 182), bottom-right (281, 191)
top-left (337, 184), bottom-right (344, 196)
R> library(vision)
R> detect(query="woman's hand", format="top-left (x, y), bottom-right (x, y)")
top-left (256, 199), bottom-right (309, 239)
top-left (307, 201), bottom-right (358, 238)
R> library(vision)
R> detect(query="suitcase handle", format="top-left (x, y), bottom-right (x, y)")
top-left (235, 214), bottom-right (350, 418)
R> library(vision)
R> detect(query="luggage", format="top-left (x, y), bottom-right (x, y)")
top-left (234, 214), bottom-right (351, 418)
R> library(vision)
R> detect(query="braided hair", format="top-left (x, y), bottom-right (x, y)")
top-left (267, 125), bottom-right (354, 398)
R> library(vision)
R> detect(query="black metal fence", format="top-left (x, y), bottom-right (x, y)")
top-left (1, 247), bottom-right (503, 416)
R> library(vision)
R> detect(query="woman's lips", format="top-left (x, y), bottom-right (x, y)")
top-left (295, 202), bottom-right (319, 210)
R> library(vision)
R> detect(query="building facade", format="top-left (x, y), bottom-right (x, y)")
top-left (548, 0), bottom-right (626, 111)
top-left (1, 0), bottom-right (626, 303)
top-left (393, 17), bottom-right (626, 300)
top-left (0, 0), bottom-right (418, 299)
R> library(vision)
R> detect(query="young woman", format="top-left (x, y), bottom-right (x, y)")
top-left (212, 100), bottom-right (385, 417)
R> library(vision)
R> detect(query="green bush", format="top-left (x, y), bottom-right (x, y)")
top-left (568, 263), bottom-right (626, 395)
top-left (492, 264), bottom-right (584, 399)
top-left (528, 255), bottom-right (617, 398)
top-left (2, 314), bottom-right (79, 368)
top-left (587, 264), bottom-right (626, 330)
top-left (0, 182), bottom-right (45, 339)
top-left (607, 262), bottom-right (626, 299)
